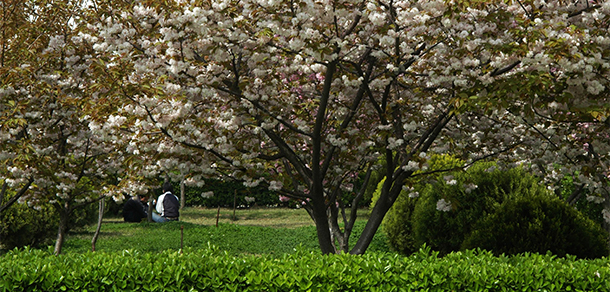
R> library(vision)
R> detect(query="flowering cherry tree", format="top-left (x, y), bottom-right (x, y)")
top-left (0, 0), bottom-right (136, 254)
top-left (76, 0), bottom-right (610, 254)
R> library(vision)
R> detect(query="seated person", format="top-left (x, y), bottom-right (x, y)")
top-left (123, 194), bottom-right (149, 222)
top-left (155, 182), bottom-right (180, 222)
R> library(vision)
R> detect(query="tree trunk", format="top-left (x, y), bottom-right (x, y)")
top-left (91, 198), bottom-right (105, 252)
top-left (604, 195), bottom-right (610, 252)
top-left (328, 204), bottom-right (347, 253)
top-left (312, 203), bottom-right (335, 254)
top-left (0, 181), bottom-right (6, 210)
top-left (148, 194), bottom-right (155, 223)
top-left (180, 180), bottom-right (185, 210)
top-left (350, 172), bottom-right (406, 254)
top-left (309, 61), bottom-right (337, 254)
top-left (54, 208), bottom-right (70, 255)
top-left (349, 111), bottom-right (453, 254)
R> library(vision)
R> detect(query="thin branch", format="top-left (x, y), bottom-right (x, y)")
top-left (516, 0), bottom-right (533, 19)
top-left (567, 183), bottom-right (585, 206)
top-left (508, 109), bottom-right (577, 165)
top-left (214, 85), bottom-right (312, 137)
top-left (339, 0), bottom-right (365, 38)
top-left (71, 194), bottom-right (108, 211)
top-left (0, 177), bottom-right (34, 214)
top-left (347, 164), bottom-right (373, 229)
top-left (490, 61), bottom-right (521, 77)
top-left (263, 128), bottom-right (313, 180)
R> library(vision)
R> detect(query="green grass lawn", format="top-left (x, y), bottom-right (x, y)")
top-left (63, 206), bottom-right (390, 256)
top-left (179, 206), bottom-right (317, 228)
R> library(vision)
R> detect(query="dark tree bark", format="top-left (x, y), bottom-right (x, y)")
top-left (148, 194), bottom-right (155, 223)
top-left (91, 198), bottom-right (105, 252)
top-left (54, 205), bottom-right (70, 255)
top-left (0, 178), bottom-right (34, 215)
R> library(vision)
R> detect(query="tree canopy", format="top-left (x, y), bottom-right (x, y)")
top-left (1, 0), bottom-right (609, 254)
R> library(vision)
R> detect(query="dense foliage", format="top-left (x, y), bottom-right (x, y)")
top-left (412, 163), bottom-right (549, 254)
top-left (559, 174), bottom-right (605, 226)
top-left (2, 247), bottom-right (610, 291)
top-left (0, 201), bottom-right (57, 250)
top-left (379, 161), bottom-right (608, 258)
top-left (0, 194), bottom-right (99, 250)
top-left (463, 194), bottom-right (609, 259)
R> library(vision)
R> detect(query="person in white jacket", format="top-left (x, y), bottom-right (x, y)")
top-left (155, 182), bottom-right (180, 222)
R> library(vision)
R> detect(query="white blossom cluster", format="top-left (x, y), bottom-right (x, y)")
top-left (436, 198), bottom-right (452, 212)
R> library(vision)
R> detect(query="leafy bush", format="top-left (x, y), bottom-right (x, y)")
top-left (359, 155), bottom-right (388, 207)
top-left (411, 162), bottom-right (550, 255)
top-left (463, 194), bottom-right (609, 259)
top-left (408, 162), bottom-right (608, 258)
top-left (0, 201), bottom-right (57, 250)
top-left (0, 194), bottom-right (99, 250)
top-left (375, 154), bottom-right (463, 254)
top-left (3, 247), bottom-right (610, 291)
top-left (380, 188), bottom-right (419, 254)
top-left (68, 202), bottom-right (100, 230)
top-left (558, 174), bottom-right (604, 226)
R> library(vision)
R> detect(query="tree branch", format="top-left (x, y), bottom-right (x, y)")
top-left (508, 109), bottom-right (578, 165)
top-left (490, 61), bottom-right (521, 77)
top-left (263, 128), bottom-right (313, 182)
top-left (0, 177), bottom-right (34, 214)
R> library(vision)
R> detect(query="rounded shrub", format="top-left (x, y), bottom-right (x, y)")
top-left (381, 186), bottom-right (419, 254)
top-left (411, 162), bottom-right (549, 255)
top-left (463, 194), bottom-right (609, 259)
top-left (375, 154), bottom-right (464, 254)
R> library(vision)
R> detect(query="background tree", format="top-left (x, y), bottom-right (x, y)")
top-left (0, 0), bottom-right (133, 254)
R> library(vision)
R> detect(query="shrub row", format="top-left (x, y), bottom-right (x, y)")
top-left (179, 179), bottom-right (281, 208)
top-left (2, 246), bottom-right (610, 292)
top-left (180, 178), bottom-right (372, 209)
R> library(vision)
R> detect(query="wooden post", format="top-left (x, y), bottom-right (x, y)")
top-left (216, 206), bottom-right (220, 227)
top-left (232, 189), bottom-right (237, 221)
top-left (180, 225), bottom-right (184, 253)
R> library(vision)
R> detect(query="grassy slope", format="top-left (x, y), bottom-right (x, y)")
top-left (62, 207), bottom-right (390, 255)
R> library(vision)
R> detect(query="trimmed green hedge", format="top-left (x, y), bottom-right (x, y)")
top-left (2, 247), bottom-right (610, 291)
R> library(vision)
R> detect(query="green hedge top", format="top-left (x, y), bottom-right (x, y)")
top-left (2, 247), bottom-right (610, 291)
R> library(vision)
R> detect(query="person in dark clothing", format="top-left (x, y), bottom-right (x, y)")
top-left (155, 182), bottom-right (180, 222)
top-left (123, 195), bottom-right (149, 222)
